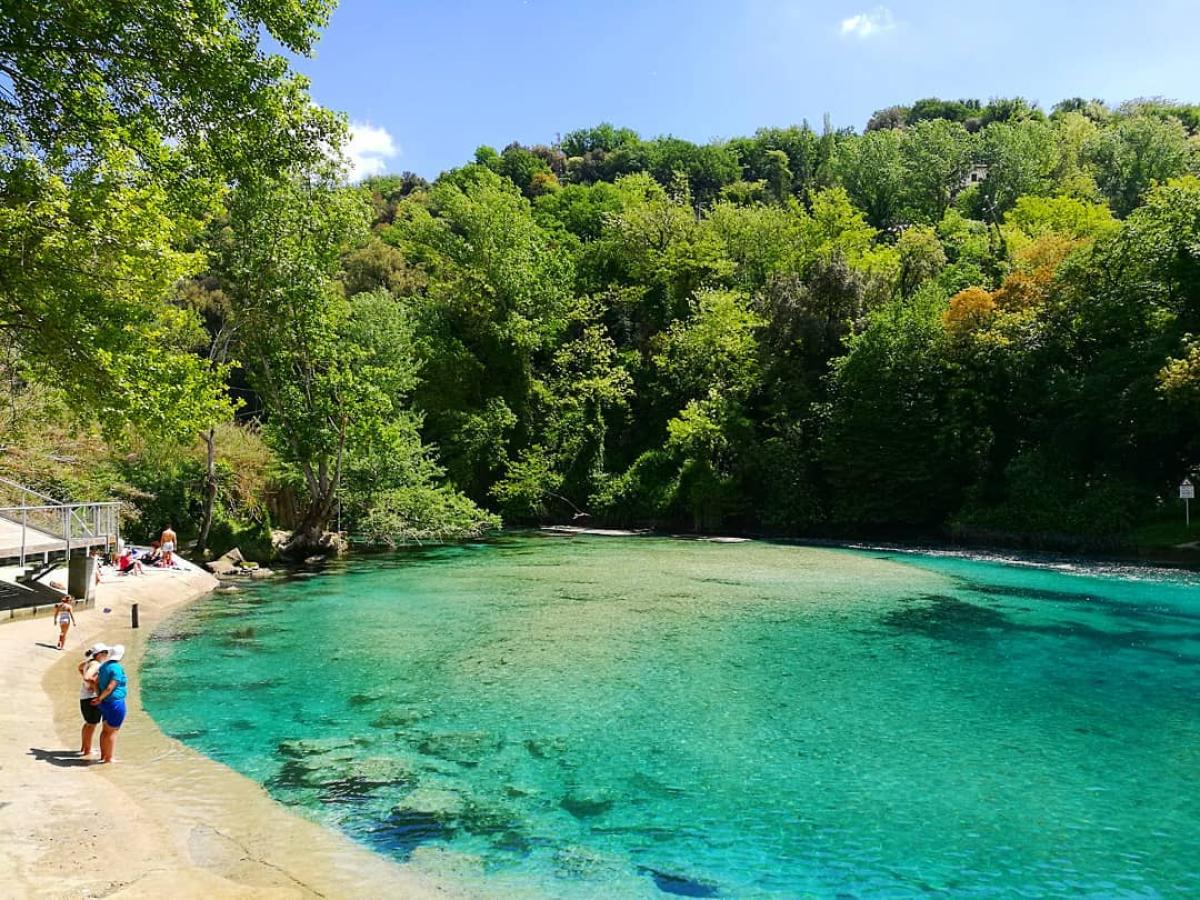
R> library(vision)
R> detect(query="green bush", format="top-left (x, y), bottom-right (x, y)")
top-left (358, 485), bottom-right (501, 546)
top-left (591, 450), bottom-right (681, 525)
top-left (955, 450), bottom-right (1146, 541)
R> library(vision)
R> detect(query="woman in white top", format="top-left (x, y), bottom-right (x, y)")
top-left (77, 645), bottom-right (103, 756)
top-left (52, 595), bottom-right (76, 650)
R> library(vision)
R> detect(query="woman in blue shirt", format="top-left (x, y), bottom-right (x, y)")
top-left (90, 644), bottom-right (127, 764)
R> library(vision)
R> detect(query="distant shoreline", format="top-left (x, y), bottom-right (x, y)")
top-left (525, 524), bottom-right (1200, 572)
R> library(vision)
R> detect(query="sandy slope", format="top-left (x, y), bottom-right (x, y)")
top-left (0, 560), bottom-right (458, 898)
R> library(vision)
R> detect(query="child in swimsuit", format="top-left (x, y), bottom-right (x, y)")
top-left (53, 596), bottom-right (76, 650)
top-left (78, 646), bottom-right (103, 756)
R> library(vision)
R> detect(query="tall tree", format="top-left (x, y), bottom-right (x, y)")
top-left (385, 166), bottom-right (576, 500)
top-left (977, 120), bottom-right (1061, 224)
top-left (0, 151), bottom-right (231, 440)
top-left (0, 0), bottom-right (341, 176)
top-left (902, 119), bottom-right (976, 223)
top-left (219, 175), bottom-right (374, 545)
top-left (833, 129), bottom-right (907, 231)
top-left (0, 0), bottom-right (341, 434)
top-left (1087, 115), bottom-right (1195, 216)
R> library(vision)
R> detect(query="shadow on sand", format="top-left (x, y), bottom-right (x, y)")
top-left (28, 748), bottom-right (94, 768)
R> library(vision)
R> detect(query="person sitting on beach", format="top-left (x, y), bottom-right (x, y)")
top-left (143, 540), bottom-right (163, 566)
top-left (52, 595), bottom-right (76, 650)
top-left (117, 550), bottom-right (144, 576)
top-left (160, 524), bottom-right (177, 567)
top-left (77, 646), bottom-right (103, 757)
top-left (90, 644), bottom-right (127, 764)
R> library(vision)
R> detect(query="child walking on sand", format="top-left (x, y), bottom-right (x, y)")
top-left (52, 595), bottom-right (76, 650)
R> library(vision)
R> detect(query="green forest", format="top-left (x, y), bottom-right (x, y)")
top-left (5, 3), bottom-right (1200, 556)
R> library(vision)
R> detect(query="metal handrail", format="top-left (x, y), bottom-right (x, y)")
top-left (0, 476), bottom-right (63, 505)
top-left (0, 500), bottom-right (122, 567)
top-left (0, 503), bottom-right (122, 514)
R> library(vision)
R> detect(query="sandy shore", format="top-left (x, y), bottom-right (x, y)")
top-left (0, 560), bottom-right (460, 898)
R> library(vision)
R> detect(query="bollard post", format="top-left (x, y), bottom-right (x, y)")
top-left (131, 603), bottom-right (139, 629)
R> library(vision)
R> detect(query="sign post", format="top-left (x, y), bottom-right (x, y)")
top-left (1181, 479), bottom-right (1195, 528)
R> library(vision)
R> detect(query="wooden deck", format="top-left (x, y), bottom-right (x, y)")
top-left (0, 515), bottom-right (111, 562)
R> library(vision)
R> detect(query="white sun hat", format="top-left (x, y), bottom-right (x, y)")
top-left (107, 644), bottom-right (126, 662)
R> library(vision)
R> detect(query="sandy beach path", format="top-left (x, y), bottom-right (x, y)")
top-left (0, 560), bottom-right (456, 899)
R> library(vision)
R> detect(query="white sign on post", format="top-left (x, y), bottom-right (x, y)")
top-left (1181, 479), bottom-right (1195, 500)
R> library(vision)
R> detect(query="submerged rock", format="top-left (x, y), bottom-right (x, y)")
top-left (317, 776), bottom-right (382, 804)
top-left (371, 707), bottom-right (429, 728)
top-left (387, 786), bottom-right (467, 843)
top-left (394, 786), bottom-right (466, 819)
top-left (414, 730), bottom-right (501, 766)
top-left (555, 845), bottom-right (626, 880)
top-left (275, 752), bottom-right (414, 792)
top-left (459, 797), bottom-right (518, 837)
top-left (277, 737), bottom-right (354, 758)
top-left (637, 866), bottom-right (720, 897)
top-left (243, 677), bottom-right (283, 691)
top-left (559, 788), bottom-right (615, 819)
top-left (491, 828), bottom-right (531, 855)
top-left (150, 628), bottom-right (199, 642)
top-left (350, 755), bottom-right (416, 784)
top-left (275, 752), bottom-right (357, 789)
top-left (523, 736), bottom-right (568, 759)
top-left (407, 846), bottom-right (485, 878)
top-left (347, 689), bottom-right (388, 707)
top-left (504, 783), bottom-right (539, 798)
top-left (629, 771), bottom-right (688, 798)
top-left (168, 728), bottom-right (208, 741)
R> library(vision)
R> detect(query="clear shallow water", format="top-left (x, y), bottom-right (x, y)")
top-left (143, 536), bottom-right (1200, 897)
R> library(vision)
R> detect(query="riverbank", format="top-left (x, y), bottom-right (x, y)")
top-left (0, 559), bottom-right (457, 898)
top-left (533, 521), bottom-right (1200, 570)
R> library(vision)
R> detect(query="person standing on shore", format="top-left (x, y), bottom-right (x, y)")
top-left (90, 644), bottom-right (127, 764)
top-left (52, 595), bottom-right (76, 650)
top-left (160, 524), bottom-right (177, 567)
top-left (77, 646), bottom-right (103, 757)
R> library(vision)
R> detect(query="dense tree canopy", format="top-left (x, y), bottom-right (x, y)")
top-left (0, 0), bottom-right (342, 438)
top-left (353, 95), bottom-right (1200, 548)
top-left (8, 58), bottom-right (1200, 553)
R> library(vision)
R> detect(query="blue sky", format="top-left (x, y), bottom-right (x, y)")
top-left (289, 0), bottom-right (1200, 180)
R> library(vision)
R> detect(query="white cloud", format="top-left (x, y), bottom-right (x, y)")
top-left (345, 121), bottom-right (398, 181)
top-left (840, 6), bottom-right (897, 39)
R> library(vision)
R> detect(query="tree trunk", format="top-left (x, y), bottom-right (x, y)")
top-left (195, 427), bottom-right (218, 554)
top-left (297, 495), bottom-right (334, 539)
top-left (286, 485), bottom-right (343, 556)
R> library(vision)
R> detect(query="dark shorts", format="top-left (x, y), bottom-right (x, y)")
top-left (99, 699), bottom-right (126, 729)
top-left (80, 698), bottom-right (102, 725)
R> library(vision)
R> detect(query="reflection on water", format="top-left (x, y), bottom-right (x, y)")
top-left (143, 536), bottom-right (1200, 897)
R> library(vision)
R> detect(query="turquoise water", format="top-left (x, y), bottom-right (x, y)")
top-left (143, 536), bottom-right (1200, 897)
